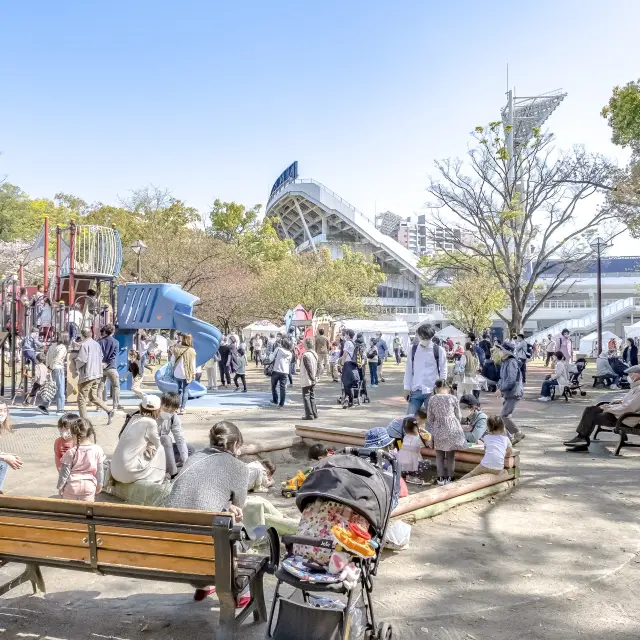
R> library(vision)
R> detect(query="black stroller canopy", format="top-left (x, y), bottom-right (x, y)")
top-left (295, 454), bottom-right (392, 533)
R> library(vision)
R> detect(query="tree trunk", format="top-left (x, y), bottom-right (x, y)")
top-left (508, 304), bottom-right (523, 336)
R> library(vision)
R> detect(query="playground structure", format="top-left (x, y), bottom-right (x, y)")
top-left (0, 218), bottom-right (221, 403)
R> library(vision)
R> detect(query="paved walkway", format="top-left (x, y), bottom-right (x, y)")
top-left (2, 360), bottom-right (640, 639)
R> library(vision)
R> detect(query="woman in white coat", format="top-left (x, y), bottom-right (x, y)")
top-left (538, 351), bottom-right (569, 402)
top-left (110, 395), bottom-right (166, 484)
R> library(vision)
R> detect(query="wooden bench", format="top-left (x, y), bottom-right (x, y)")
top-left (0, 496), bottom-right (278, 640)
top-left (613, 412), bottom-right (640, 456)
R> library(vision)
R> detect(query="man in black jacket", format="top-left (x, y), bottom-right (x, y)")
top-left (98, 324), bottom-right (121, 411)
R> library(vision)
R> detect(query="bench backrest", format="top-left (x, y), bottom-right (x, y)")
top-left (0, 496), bottom-right (229, 580)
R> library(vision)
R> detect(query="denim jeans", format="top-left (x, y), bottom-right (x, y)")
top-left (407, 390), bottom-right (431, 415)
top-left (0, 460), bottom-right (8, 491)
top-left (369, 362), bottom-right (379, 385)
top-left (541, 379), bottom-right (558, 397)
top-left (394, 348), bottom-right (401, 364)
top-left (271, 372), bottom-right (287, 406)
top-left (176, 378), bottom-right (189, 409)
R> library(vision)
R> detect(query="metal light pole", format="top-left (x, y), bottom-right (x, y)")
top-left (130, 240), bottom-right (148, 352)
top-left (590, 236), bottom-right (611, 357)
top-left (130, 240), bottom-right (148, 283)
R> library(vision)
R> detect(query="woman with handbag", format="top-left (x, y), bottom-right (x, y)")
top-left (38, 336), bottom-right (68, 415)
top-left (171, 333), bottom-right (197, 415)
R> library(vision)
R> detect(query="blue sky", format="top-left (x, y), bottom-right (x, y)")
top-left (1, 0), bottom-right (639, 253)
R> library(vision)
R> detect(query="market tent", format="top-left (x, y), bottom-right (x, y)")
top-left (435, 325), bottom-right (466, 341)
top-left (342, 319), bottom-right (410, 352)
top-left (625, 321), bottom-right (640, 339)
top-left (578, 331), bottom-right (621, 356)
top-left (242, 321), bottom-right (284, 338)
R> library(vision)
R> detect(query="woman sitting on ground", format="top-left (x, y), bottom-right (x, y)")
top-left (110, 396), bottom-right (166, 485)
top-left (538, 351), bottom-right (569, 402)
top-left (166, 421), bottom-right (249, 603)
top-left (595, 350), bottom-right (620, 390)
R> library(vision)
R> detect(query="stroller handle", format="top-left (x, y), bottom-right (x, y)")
top-left (340, 447), bottom-right (399, 473)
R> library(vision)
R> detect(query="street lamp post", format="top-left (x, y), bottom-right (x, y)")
top-left (590, 236), bottom-right (611, 357)
top-left (130, 240), bottom-right (148, 283)
top-left (130, 240), bottom-right (148, 352)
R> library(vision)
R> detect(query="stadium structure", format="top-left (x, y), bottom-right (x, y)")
top-left (265, 162), bottom-right (640, 339)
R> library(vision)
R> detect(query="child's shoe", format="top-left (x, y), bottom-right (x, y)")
top-left (436, 477), bottom-right (447, 486)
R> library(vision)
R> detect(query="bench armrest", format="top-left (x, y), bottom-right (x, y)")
top-left (615, 412), bottom-right (640, 431)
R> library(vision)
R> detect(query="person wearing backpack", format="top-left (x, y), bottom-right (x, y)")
top-left (403, 323), bottom-right (447, 415)
top-left (497, 343), bottom-right (525, 445)
top-left (514, 333), bottom-right (532, 383)
top-left (367, 337), bottom-right (380, 387)
top-left (340, 329), bottom-right (360, 409)
top-left (456, 342), bottom-right (480, 398)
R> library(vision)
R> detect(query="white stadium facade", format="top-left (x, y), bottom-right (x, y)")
top-left (265, 162), bottom-right (640, 342)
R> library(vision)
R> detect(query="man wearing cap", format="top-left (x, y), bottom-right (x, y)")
top-left (564, 364), bottom-right (640, 448)
top-left (497, 342), bottom-right (525, 445)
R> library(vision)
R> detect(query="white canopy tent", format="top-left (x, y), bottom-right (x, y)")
top-left (242, 321), bottom-right (285, 338)
top-left (625, 321), bottom-right (640, 339)
top-left (342, 319), bottom-right (410, 352)
top-left (435, 325), bottom-right (466, 341)
top-left (578, 331), bottom-right (621, 356)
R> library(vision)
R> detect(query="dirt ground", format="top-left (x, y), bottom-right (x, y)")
top-left (2, 359), bottom-right (640, 639)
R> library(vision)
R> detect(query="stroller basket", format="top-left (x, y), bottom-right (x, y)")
top-left (271, 599), bottom-right (344, 640)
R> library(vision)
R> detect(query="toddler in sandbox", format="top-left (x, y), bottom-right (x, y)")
top-left (462, 416), bottom-right (512, 479)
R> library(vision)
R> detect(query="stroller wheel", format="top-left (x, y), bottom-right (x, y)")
top-left (377, 621), bottom-right (393, 639)
top-left (580, 391), bottom-right (587, 396)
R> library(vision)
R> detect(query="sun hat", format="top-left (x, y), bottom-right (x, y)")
top-left (624, 364), bottom-right (640, 375)
top-left (364, 427), bottom-right (394, 449)
top-left (140, 395), bottom-right (161, 410)
top-left (459, 394), bottom-right (479, 407)
top-left (499, 342), bottom-right (516, 356)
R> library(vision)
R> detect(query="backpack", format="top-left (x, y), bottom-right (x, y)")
top-left (411, 342), bottom-right (442, 377)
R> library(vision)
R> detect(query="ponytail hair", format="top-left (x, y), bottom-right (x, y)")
top-left (209, 421), bottom-right (244, 454)
top-left (401, 416), bottom-right (419, 436)
top-left (434, 378), bottom-right (449, 392)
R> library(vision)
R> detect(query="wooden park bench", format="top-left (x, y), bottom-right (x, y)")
top-left (0, 496), bottom-right (278, 640)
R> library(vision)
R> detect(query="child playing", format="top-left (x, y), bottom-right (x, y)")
top-left (386, 408), bottom-right (428, 450)
top-left (396, 416), bottom-right (423, 484)
top-left (128, 349), bottom-right (144, 398)
top-left (25, 353), bottom-right (48, 406)
top-left (458, 394), bottom-right (488, 446)
top-left (57, 417), bottom-right (105, 501)
top-left (157, 392), bottom-right (193, 477)
top-left (234, 347), bottom-right (247, 392)
top-left (247, 458), bottom-right (276, 492)
top-left (328, 342), bottom-right (341, 382)
top-left (427, 379), bottom-right (466, 486)
top-left (308, 443), bottom-right (330, 461)
top-left (54, 413), bottom-right (79, 471)
top-left (462, 416), bottom-right (512, 478)
top-left (204, 352), bottom-right (219, 391)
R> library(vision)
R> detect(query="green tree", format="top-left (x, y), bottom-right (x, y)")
top-left (260, 247), bottom-right (384, 320)
top-left (208, 199), bottom-right (262, 243)
top-left (423, 123), bottom-right (623, 334)
top-left (602, 80), bottom-right (640, 236)
top-left (422, 268), bottom-right (507, 335)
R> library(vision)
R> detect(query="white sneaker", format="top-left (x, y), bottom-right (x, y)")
top-left (436, 477), bottom-right (447, 486)
top-left (538, 396), bottom-right (551, 402)
top-left (610, 384), bottom-right (620, 390)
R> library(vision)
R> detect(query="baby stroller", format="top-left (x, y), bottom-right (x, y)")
top-left (553, 357), bottom-right (587, 401)
top-left (267, 448), bottom-right (398, 639)
top-left (337, 368), bottom-right (370, 407)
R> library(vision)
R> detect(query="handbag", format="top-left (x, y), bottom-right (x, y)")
top-left (40, 375), bottom-right (57, 404)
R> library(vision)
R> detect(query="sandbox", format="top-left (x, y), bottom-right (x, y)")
top-left (292, 422), bottom-right (520, 522)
